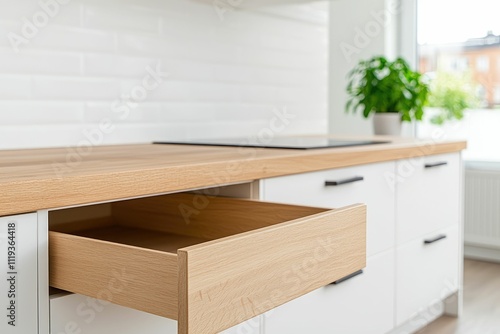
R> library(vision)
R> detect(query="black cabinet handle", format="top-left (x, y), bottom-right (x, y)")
top-left (424, 234), bottom-right (447, 245)
top-left (325, 176), bottom-right (364, 186)
top-left (331, 270), bottom-right (364, 285)
top-left (425, 162), bottom-right (448, 168)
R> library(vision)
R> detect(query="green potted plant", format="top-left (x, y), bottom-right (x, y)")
top-left (427, 72), bottom-right (477, 125)
top-left (346, 56), bottom-right (430, 135)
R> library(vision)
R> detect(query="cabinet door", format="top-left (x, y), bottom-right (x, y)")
top-left (0, 213), bottom-right (38, 334)
top-left (50, 293), bottom-right (177, 334)
top-left (50, 293), bottom-right (261, 334)
top-left (263, 250), bottom-right (395, 334)
top-left (262, 161), bottom-right (395, 256)
top-left (396, 225), bottom-right (459, 326)
top-left (396, 153), bottom-right (461, 244)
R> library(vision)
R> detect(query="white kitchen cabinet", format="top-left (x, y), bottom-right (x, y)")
top-left (0, 213), bottom-right (38, 334)
top-left (43, 151), bottom-right (462, 334)
top-left (261, 154), bottom-right (463, 334)
top-left (396, 225), bottom-right (460, 326)
top-left (261, 161), bottom-right (396, 256)
top-left (263, 249), bottom-right (395, 334)
top-left (50, 293), bottom-right (261, 334)
top-left (396, 153), bottom-right (461, 244)
top-left (261, 163), bottom-right (396, 333)
top-left (50, 293), bottom-right (177, 334)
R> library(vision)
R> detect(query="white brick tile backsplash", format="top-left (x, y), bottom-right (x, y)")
top-left (0, 75), bottom-right (32, 99)
top-left (30, 25), bottom-right (116, 52)
top-left (0, 101), bottom-right (84, 124)
top-left (116, 33), bottom-right (175, 57)
top-left (0, 124), bottom-right (101, 149)
top-left (0, 20), bottom-right (23, 48)
top-left (84, 53), bottom-right (159, 77)
top-left (120, 80), bottom-right (243, 103)
top-left (0, 48), bottom-right (81, 75)
top-left (33, 77), bottom-right (120, 100)
top-left (84, 101), bottom-right (163, 123)
top-left (0, 0), bottom-right (328, 149)
top-left (0, 1), bottom-right (83, 27)
top-left (0, 0), bottom-right (39, 21)
top-left (83, 4), bottom-right (160, 34)
top-left (161, 58), bottom-right (216, 82)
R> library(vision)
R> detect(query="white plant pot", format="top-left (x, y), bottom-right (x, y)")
top-left (373, 113), bottom-right (402, 136)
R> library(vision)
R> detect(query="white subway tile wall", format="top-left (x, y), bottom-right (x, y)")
top-left (0, 0), bottom-right (328, 149)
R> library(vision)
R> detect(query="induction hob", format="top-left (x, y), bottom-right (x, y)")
top-left (154, 137), bottom-right (389, 150)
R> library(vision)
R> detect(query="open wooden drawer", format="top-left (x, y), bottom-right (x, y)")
top-left (49, 193), bottom-right (366, 334)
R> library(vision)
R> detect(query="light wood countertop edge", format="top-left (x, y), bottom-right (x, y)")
top-left (0, 139), bottom-right (466, 216)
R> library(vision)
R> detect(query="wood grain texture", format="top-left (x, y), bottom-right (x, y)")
top-left (178, 204), bottom-right (367, 334)
top-left (0, 136), bottom-right (466, 216)
top-left (112, 193), bottom-right (327, 239)
top-left (72, 226), bottom-right (210, 253)
top-left (49, 231), bottom-right (179, 319)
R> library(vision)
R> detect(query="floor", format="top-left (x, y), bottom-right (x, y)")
top-left (422, 259), bottom-right (500, 334)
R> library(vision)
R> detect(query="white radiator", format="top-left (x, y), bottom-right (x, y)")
top-left (464, 162), bottom-right (500, 262)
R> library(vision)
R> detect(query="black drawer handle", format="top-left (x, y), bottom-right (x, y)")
top-left (425, 162), bottom-right (448, 168)
top-left (424, 234), bottom-right (447, 245)
top-left (325, 176), bottom-right (364, 186)
top-left (331, 270), bottom-right (364, 285)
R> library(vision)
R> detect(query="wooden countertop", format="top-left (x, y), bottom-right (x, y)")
top-left (0, 136), bottom-right (466, 216)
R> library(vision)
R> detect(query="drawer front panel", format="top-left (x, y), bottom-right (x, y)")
top-left (179, 204), bottom-right (366, 334)
top-left (50, 293), bottom-right (261, 334)
top-left (50, 293), bottom-right (178, 334)
top-left (262, 161), bottom-right (396, 256)
top-left (0, 213), bottom-right (38, 334)
top-left (397, 153), bottom-right (461, 244)
top-left (396, 225), bottom-right (460, 325)
top-left (264, 250), bottom-right (395, 334)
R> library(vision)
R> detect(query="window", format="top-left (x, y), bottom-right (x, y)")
top-left (494, 85), bottom-right (500, 103)
top-left (476, 56), bottom-right (490, 72)
top-left (455, 57), bottom-right (469, 72)
top-left (418, 0), bottom-right (500, 162)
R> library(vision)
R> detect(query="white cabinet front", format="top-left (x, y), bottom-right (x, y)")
top-left (261, 161), bottom-right (395, 256)
top-left (50, 293), bottom-right (261, 334)
top-left (263, 250), bottom-right (395, 334)
top-left (0, 213), bottom-right (38, 334)
top-left (396, 225), bottom-right (460, 326)
top-left (396, 153), bottom-right (461, 244)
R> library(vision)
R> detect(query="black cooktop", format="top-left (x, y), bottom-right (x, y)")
top-left (154, 137), bottom-right (389, 150)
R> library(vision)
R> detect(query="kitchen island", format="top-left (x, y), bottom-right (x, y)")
top-left (0, 136), bottom-right (466, 334)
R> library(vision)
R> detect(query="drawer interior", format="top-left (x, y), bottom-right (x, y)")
top-left (49, 193), bottom-right (328, 249)
top-left (64, 226), bottom-right (209, 253)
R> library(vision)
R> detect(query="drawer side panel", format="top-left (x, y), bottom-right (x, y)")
top-left (49, 232), bottom-right (178, 319)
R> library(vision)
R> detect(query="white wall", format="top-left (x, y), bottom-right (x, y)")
top-left (0, 0), bottom-right (329, 150)
top-left (328, 0), bottom-right (416, 136)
